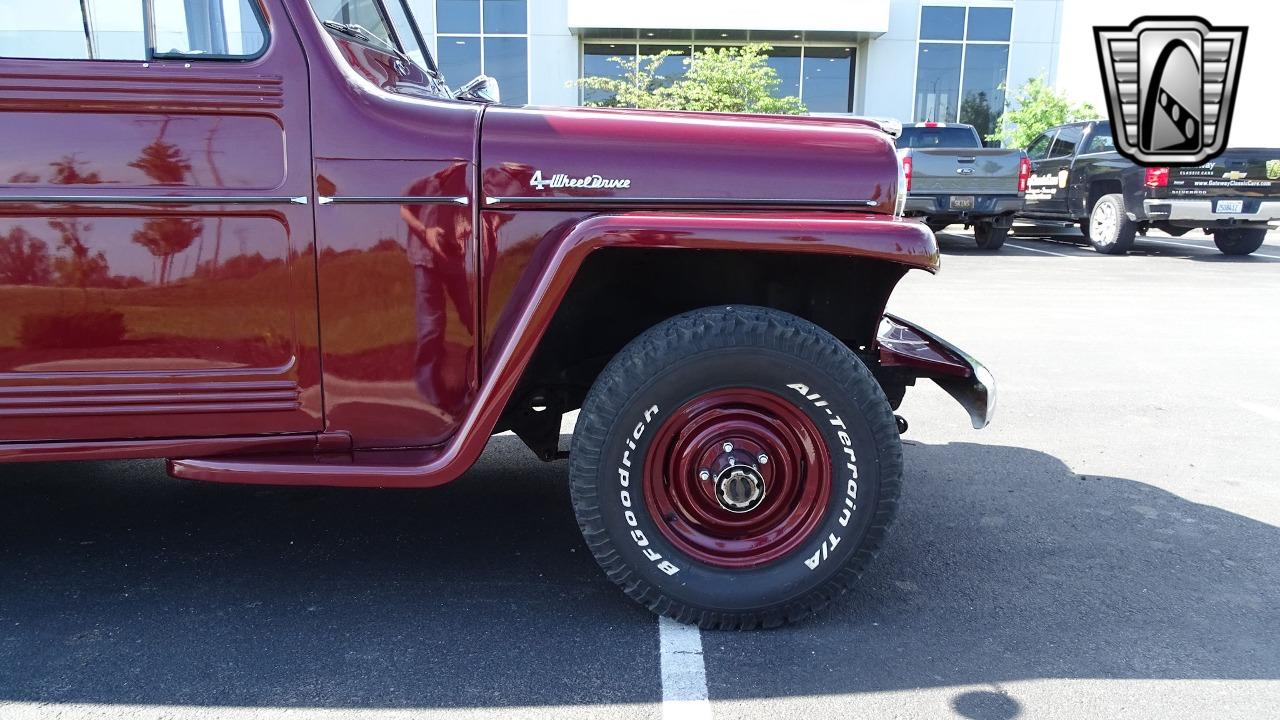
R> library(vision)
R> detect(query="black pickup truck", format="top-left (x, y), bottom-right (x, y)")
top-left (1019, 120), bottom-right (1280, 255)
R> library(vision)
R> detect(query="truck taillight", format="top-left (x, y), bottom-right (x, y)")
top-left (1144, 166), bottom-right (1169, 188)
top-left (1017, 157), bottom-right (1031, 193)
top-left (902, 156), bottom-right (912, 192)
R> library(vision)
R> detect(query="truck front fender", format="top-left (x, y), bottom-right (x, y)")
top-left (170, 212), bottom-right (937, 487)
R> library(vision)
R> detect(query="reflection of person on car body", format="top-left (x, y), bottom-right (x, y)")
top-left (400, 165), bottom-right (473, 412)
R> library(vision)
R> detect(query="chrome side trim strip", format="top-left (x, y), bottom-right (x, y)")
top-left (484, 196), bottom-right (880, 207)
top-left (0, 195), bottom-right (307, 205)
top-left (316, 195), bottom-right (470, 205)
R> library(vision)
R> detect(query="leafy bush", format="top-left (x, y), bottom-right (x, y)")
top-left (574, 43), bottom-right (806, 115)
top-left (987, 76), bottom-right (1098, 148)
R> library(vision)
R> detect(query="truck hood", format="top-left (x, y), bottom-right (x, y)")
top-left (478, 105), bottom-right (900, 212)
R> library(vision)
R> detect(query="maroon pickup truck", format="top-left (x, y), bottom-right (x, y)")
top-left (0, 0), bottom-right (993, 628)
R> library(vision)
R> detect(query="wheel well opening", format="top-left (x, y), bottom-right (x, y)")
top-left (497, 247), bottom-right (908, 458)
top-left (1086, 179), bottom-right (1123, 214)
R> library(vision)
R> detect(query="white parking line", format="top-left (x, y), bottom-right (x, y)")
top-left (1237, 400), bottom-right (1280, 423)
top-left (1140, 236), bottom-right (1280, 260)
top-left (658, 615), bottom-right (712, 720)
top-left (1007, 242), bottom-right (1071, 257)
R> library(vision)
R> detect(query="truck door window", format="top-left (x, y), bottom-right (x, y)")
top-left (1025, 132), bottom-right (1056, 161)
top-left (1048, 126), bottom-right (1084, 158)
top-left (0, 0), bottom-right (267, 61)
top-left (1080, 124), bottom-right (1116, 154)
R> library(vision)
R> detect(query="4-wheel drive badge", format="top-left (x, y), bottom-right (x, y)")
top-left (529, 169), bottom-right (631, 191)
top-left (1094, 16), bottom-right (1247, 166)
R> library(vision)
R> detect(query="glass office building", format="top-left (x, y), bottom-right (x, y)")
top-left (409, 0), bottom-right (1063, 142)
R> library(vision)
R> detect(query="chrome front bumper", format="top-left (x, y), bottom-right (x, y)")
top-left (877, 314), bottom-right (996, 429)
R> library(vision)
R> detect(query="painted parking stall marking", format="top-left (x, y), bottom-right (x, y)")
top-left (658, 616), bottom-right (712, 720)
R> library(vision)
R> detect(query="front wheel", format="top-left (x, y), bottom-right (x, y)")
top-left (1213, 228), bottom-right (1266, 256)
top-left (569, 306), bottom-right (902, 629)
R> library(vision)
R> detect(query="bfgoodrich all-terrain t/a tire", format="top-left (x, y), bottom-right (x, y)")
top-left (569, 306), bottom-right (903, 629)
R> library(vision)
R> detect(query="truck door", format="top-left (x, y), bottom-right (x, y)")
top-left (1027, 125), bottom-right (1083, 217)
top-left (0, 1), bottom-right (322, 443)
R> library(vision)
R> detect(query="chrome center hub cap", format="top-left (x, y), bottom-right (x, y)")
top-left (715, 464), bottom-right (766, 513)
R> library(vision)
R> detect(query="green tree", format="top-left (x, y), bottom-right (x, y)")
top-left (574, 43), bottom-right (806, 115)
top-left (987, 76), bottom-right (1098, 148)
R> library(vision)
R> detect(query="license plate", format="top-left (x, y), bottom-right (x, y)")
top-left (1216, 200), bottom-right (1244, 213)
top-left (949, 195), bottom-right (975, 210)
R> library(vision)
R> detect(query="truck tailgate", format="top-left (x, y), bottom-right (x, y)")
top-left (908, 148), bottom-right (1023, 194)
top-left (1160, 150), bottom-right (1280, 200)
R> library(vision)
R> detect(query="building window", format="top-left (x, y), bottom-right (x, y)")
top-left (434, 0), bottom-right (528, 104)
top-left (578, 30), bottom-right (854, 113)
top-left (914, 4), bottom-right (1011, 144)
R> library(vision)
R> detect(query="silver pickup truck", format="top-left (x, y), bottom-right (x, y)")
top-left (898, 122), bottom-right (1030, 250)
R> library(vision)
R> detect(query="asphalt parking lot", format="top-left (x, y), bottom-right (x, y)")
top-left (2, 226), bottom-right (1278, 719)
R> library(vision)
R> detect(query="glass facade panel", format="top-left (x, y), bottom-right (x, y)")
top-left (639, 44), bottom-right (691, 86)
top-left (919, 6), bottom-right (964, 41)
top-left (916, 6), bottom-right (1012, 144)
top-left (764, 46), bottom-right (801, 100)
top-left (436, 0), bottom-right (480, 33)
top-left (578, 34), bottom-right (849, 111)
top-left (484, 36), bottom-right (527, 104)
top-left (434, 0), bottom-right (529, 104)
top-left (959, 43), bottom-right (1009, 141)
top-left (914, 42), bottom-right (962, 122)
top-left (438, 36), bottom-right (481, 86)
top-left (966, 6), bottom-right (1012, 42)
top-left (483, 0), bottom-right (526, 34)
top-left (582, 43), bottom-right (635, 105)
top-left (802, 46), bottom-right (853, 113)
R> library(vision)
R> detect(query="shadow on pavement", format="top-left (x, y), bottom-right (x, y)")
top-left (0, 436), bottom-right (656, 710)
top-left (0, 438), bottom-right (1276, 710)
top-left (705, 441), bottom-right (1279, 700)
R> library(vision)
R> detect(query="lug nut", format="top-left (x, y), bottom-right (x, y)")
top-left (699, 469), bottom-right (711, 481)
top-left (757, 454), bottom-right (769, 465)
top-left (722, 442), bottom-right (734, 453)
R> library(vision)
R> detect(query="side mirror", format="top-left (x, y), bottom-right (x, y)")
top-left (454, 75), bottom-right (501, 104)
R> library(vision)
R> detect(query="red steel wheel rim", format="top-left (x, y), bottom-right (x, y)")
top-left (643, 387), bottom-right (832, 568)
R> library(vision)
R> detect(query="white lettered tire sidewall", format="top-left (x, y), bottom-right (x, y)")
top-left (571, 307), bottom-right (902, 626)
